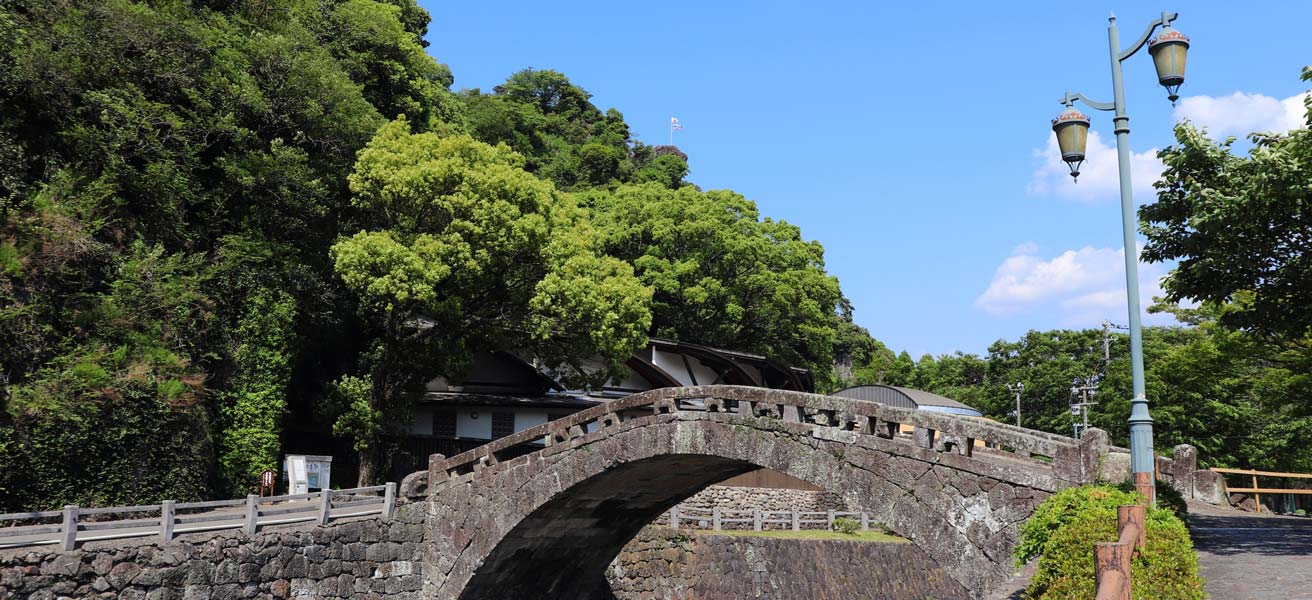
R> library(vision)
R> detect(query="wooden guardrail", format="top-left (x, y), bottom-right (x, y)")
top-left (1093, 501), bottom-right (1147, 600)
top-left (1210, 467), bottom-right (1312, 514)
top-left (668, 505), bottom-right (871, 533)
top-left (0, 483), bottom-right (396, 551)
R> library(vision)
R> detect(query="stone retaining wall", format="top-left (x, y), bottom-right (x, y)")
top-left (605, 526), bottom-right (970, 600)
top-left (0, 505), bottom-right (428, 600)
top-left (658, 485), bottom-right (847, 529)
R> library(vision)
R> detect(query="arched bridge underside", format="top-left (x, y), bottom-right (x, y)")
top-left (402, 386), bottom-right (1107, 600)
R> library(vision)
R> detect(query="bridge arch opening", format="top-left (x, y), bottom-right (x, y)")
top-left (457, 454), bottom-right (761, 600)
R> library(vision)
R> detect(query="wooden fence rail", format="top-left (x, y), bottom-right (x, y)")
top-left (1210, 467), bottom-right (1312, 514)
top-left (0, 483), bottom-right (395, 551)
top-left (667, 505), bottom-right (870, 533)
top-left (1093, 503), bottom-right (1146, 600)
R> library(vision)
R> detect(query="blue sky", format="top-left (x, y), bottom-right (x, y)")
top-left (419, 0), bottom-right (1310, 357)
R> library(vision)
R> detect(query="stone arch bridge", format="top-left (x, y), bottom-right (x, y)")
top-left (401, 385), bottom-right (1111, 599)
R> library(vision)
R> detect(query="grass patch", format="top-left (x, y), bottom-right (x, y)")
top-left (702, 529), bottom-right (907, 542)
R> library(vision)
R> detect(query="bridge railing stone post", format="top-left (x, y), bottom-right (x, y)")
top-left (753, 509), bottom-right (762, 532)
top-left (792, 509), bottom-right (800, 531)
top-left (383, 482), bottom-right (396, 520)
top-left (59, 505), bottom-right (78, 551)
top-left (317, 489), bottom-right (332, 526)
top-left (711, 507), bottom-right (721, 531)
top-left (160, 500), bottom-right (175, 543)
top-left (826, 509), bottom-right (835, 530)
top-left (670, 506), bottom-right (680, 529)
top-left (244, 494), bottom-right (259, 535)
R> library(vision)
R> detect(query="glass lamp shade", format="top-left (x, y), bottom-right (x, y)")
top-left (1148, 27), bottom-right (1190, 102)
top-left (1052, 107), bottom-right (1090, 179)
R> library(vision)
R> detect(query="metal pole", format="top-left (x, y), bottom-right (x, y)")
top-left (1107, 14), bottom-right (1155, 503)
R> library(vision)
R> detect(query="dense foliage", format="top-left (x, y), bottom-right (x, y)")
top-left (0, 0), bottom-right (857, 507)
top-left (1142, 68), bottom-right (1312, 340)
top-left (580, 184), bottom-right (844, 381)
top-left (1019, 486), bottom-right (1204, 600)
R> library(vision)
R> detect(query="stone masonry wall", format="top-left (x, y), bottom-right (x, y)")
top-left (657, 485), bottom-right (847, 530)
top-left (0, 504), bottom-right (428, 600)
top-left (677, 485), bottom-right (846, 513)
top-left (606, 526), bottom-right (970, 600)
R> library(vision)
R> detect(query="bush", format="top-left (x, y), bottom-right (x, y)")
top-left (1020, 485), bottom-right (1205, 600)
top-left (831, 516), bottom-right (860, 535)
top-left (1015, 485), bottom-right (1141, 566)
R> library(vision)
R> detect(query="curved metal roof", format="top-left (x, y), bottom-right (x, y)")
top-left (829, 385), bottom-right (983, 417)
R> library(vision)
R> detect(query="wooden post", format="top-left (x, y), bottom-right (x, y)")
top-left (1252, 473), bottom-right (1261, 513)
top-left (160, 500), bottom-right (176, 543)
top-left (60, 505), bottom-right (79, 551)
top-left (791, 509), bottom-right (800, 532)
top-left (827, 509), bottom-right (836, 530)
top-left (1133, 471), bottom-right (1154, 506)
top-left (383, 482), bottom-right (396, 520)
top-left (712, 507), bottom-right (721, 531)
top-left (244, 494), bottom-right (259, 535)
top-left (670, 506), bottom-right (679, 529)
top-left (860, 512), bottom-right (870, 532)
top-left (1094, 542), bottom-right (1132, 600)
top-left (753, 509), bottom-right (762, 532)
top-left (1118, 505), bottom-right (1146, 552)
top-left (318, 489), bottom-right (332, 526)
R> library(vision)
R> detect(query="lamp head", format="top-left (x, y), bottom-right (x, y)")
top-left (1148, 26), bottom-right (1190, 105)
top-left (1052, 106), bottom-right (1091, 182)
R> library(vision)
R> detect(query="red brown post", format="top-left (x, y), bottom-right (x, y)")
top-left (1133, 471), bottom-right (1154, 506)
top-left (1117, 504), bottom-right (1146, 552)
top-left (1094, 541), bottom-right (1132, 600)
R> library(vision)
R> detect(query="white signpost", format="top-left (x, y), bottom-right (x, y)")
top-left (283, 454), bottom-right (332, 494)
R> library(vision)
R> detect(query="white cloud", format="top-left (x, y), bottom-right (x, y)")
top-left (1028, 130), bottom-right (1163, 203)
top-left (975, 243), bottom-right (1173, 328)
top-left (1173, 91), bottom-right (1310, 140)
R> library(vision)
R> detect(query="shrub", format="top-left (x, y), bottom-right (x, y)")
top-left (1025, 505), bottom-right (1204, 599)
top-left (831, 516), bottom-right (860, 535)
top-left (1014, 485), bottom-right (1141, 566)
top-left (1019, 485), bottom-right (1205, 600)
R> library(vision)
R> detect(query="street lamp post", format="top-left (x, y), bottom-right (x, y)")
top-left (1049, 11), bottom-right (1190, 505)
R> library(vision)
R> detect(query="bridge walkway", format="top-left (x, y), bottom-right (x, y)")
top-left (1187, 500), bottom-right (1312, 599)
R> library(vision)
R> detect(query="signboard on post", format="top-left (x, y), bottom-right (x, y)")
top-left (259, 469), bottom-right (275, 496)
top-left (283, 454), bottom-right (332, 494)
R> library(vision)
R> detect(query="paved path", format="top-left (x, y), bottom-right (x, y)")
top-left (1188, 501), bottom-right (1312, 599)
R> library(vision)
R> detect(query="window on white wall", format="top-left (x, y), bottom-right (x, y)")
top-left (432, 411), bottom-right (456, 438)
top-left (491, 411), bottom-right (514, 440)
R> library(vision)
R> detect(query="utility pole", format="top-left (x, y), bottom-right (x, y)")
top-left (1006, 382), bottom-right (1024, 428)
top-left (1070, 381), bottom-right (1099, 439)
top-left (1101, 320), bottom-right (1127, 363)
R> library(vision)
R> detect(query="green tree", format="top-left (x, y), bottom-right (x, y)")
top-left (581, 183), bottom-right (844, 382)
top-left (1142, 68), bottom-right (1312, 340)
top-left (329, 118), bottom-right (651, 483)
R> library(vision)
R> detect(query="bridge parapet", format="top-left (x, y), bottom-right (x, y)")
top-left (402, 385), bottom-right (1102, 499)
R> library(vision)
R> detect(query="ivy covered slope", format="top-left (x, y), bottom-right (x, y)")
top-left (0, 1), bottom-right (865, 508)
top-left (0, 0), bottom-right (458, 508)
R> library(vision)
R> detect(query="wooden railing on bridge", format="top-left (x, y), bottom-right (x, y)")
top-left (1210, 467), bottom-right (1312, 513)
top-left (0, 483), bottom-right (395, 551)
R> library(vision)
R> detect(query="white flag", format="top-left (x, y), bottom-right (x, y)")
top-left (671, 117), bottom-right (683, 131)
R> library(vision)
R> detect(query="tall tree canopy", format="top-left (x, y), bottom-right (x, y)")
top-left (1142, 68), bottom-right (1312, 340)
top-left (580, 184), bottom-right (844, 383)
top-left (328, 119), bottom-right (651, 482)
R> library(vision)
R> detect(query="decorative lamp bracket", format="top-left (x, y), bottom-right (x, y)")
top-left (1060, 92), bottom-right (1115, 113)
top-left (1117, 11), bottom-right (1178, 62)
